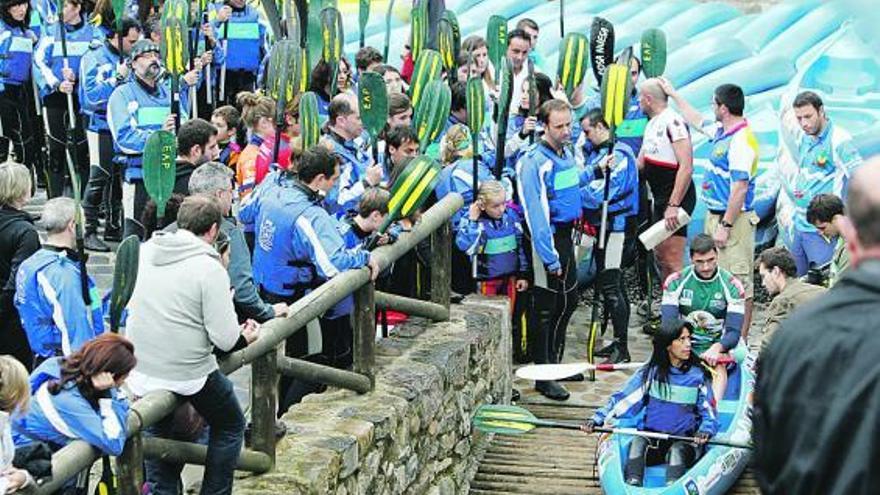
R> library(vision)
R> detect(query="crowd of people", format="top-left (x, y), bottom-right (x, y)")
top-left (0, 0), bottom-right (876, 493)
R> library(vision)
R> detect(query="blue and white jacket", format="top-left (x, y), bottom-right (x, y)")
top-left (32, 19), bottom-right (103, 99)
top-left (580, 141), bottom-right (639, 232)
top-left (13, 357), bottom-right (129, 456)
top-left (590, 363), bottom-right (718, 437)
top-left (14, 247), bottom-right (104, 359)
top-left (455, 207), bottom-right (528, 280)
top-left (79, 40), bottom-right (123, 132)
top-left (515, 141), bottom-right (583, 272)
top-left (0, 19), bottom-right (35, 91)
top-left (209, 2), bottom-right (267, 72)
top-left (106, 75), bottom-right (192, 181)
top-left (327, 131), bottom-right (373, 218)
top-left (435, 157), bottom-right (494, 227)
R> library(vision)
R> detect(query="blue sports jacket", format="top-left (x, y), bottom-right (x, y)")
top-left (455, 207), bottom-right (528, 280)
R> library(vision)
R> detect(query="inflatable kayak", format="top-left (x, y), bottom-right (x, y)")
top-left (597, 349), bottom-right (754, 494)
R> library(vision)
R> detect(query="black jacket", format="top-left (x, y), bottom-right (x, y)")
top-left (0, 206), bottom-right (40, 302)
top-left (754, 259), bottom-right (880, 494)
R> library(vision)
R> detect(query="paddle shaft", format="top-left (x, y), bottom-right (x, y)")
top-left (219, 21), bottom-right (228, 102)
top-left (593, 427), bottom-right (752, 449)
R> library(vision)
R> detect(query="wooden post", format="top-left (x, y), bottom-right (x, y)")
top-left (250, 348), bottom-right (278, 466)
top-left (353, 281), bottom-right (376, 386)
top-left (430, 221), bottom-right (451, 308)
top-left (116, 432), bottom-right (144, 495)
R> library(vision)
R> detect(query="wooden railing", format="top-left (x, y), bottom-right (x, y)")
top-left (34, 193), bottom-right (464, 495)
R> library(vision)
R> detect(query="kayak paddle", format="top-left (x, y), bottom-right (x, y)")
top-left (465, 76), bottom-right (485, 195)
top-left (412, 79), bottom-right (451, 154)
top-left (486, 15), bottom-right (507, 83)
top-left (640, 28), bottom-right (667, 79)
top-left (320, 6), bottom-right (343, 94)
top-left (382, 0), bottom-right (396, 61)
top-left (516, 356), bottom-right (735, 381)
top-left (300, 91), bottom-right (321, 149)
top-left (109, 235), bottom-right (139, 333)
top-left (266, 40), bottom-right (300, 165)
top-left (526, 57), bottom-right (537, 145)
top-left (408, 48), bottom-right (442, 110)
top-left (142, 130), bottom-right (177, 224)
top-left (492, 56), bottom-right (513, 179)
top-left (410, 0), bottom-right (428, 63)
top-left (359, 71), bottom-right (389, 164)
top-left (358, 0), bottom-right (369, 48)
top-left (367, 154), bottom-right (442, 249)
top-left (160, 0), bottom-right (190, 131)
top-left (589, 16), bottom-right (615, 88)
top-left (557, 32), bottom-right (588, 100)
top-left (438, 10), bottom-right (460, 76)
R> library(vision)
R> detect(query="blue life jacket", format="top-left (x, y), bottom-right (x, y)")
top-left (455, 207), bottom-right (528, 280)
top-left (79, 40), bottom-right (122, 132)
top-left (590, 363), bottom-right (718, 437)
top-left (615, 93), bottom-right (647, 154)
top-left (210, 3), bottom-right (265, 72)
top-left (581, 141), bottom-right (639, 232)
top-left (13, 247), bottom-right (104, 359)
top-left (33, 19), bottom-right (103, 99)
top-left (13, 357), bottom-right (129, 456)
top-left (0, 19), bottom-right (35, 89)
top-left (435, 158), bottom-right (494, 226)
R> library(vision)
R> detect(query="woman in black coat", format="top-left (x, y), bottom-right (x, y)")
top-left (0, 162), bottom-right (40, 369)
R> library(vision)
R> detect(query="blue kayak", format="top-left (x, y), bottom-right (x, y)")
top-left (760, 1), bottom-right (847, 60)
top-left (732, 0), bottom-right (821, 53)
top-left (597, 349), bottom-right (754, 494)
top-left (659, 2), bottom-right (741, 41)
top-left (665, 38), bottom-right (751, 87)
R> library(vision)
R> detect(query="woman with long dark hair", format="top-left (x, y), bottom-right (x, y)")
top-left (13, 334), bottom-right (136, 456)
top-left (584, 318), bottom-right (717, 486)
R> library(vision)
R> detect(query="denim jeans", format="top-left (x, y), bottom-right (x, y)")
top-left (144, 370), bottom-right (246, 495)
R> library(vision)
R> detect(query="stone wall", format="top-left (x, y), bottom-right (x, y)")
top-left (233, 298), bottom-right (512, 495)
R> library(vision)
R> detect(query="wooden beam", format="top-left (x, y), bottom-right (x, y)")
top-left (142, 437), bottom-right (272, 473)
top-left (276, 356), bottom-right (372, 394)
top-left (374, 291), bottom-right (449, 321)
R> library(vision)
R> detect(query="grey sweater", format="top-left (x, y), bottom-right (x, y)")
top-left (125, 230), bottom-right (241, 381)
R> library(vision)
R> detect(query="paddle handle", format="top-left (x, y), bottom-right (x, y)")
top-left (594, 427), bottom-right (752, 449)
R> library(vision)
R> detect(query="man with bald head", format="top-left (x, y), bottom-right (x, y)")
top-left (637, 78), bottom-right (696, 282)
top-left (754, 157), bottom-right (880, 493)
top-left (324, 93), bottom-right (383, 217)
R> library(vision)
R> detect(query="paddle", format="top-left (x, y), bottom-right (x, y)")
top-left (526, 58), bottom-right (537, 145)
top-left (559, 0), bottom-right (564, 37)
top-left (515, 356), bottom-right (736, 382)
top-left (160, 0), bottom-right (189, 131)
top-left (293, 0), bottom-right (310, 92)
top-left (358, 71), bottom-right (389, 165)
top-left (142, 130), bottom-right (177, 223)
top-left (557, 32), bottom-right (588, 101)
top-left (55, 0), bottom-right (89, 306)
top-left (300, 91), bottom-right (321, 149)
top-left (410, 0), bottom-right (428, 64)
top-left (109, 235), bottom-right (139, 333)
top-left (266, 40), bottom-right (300, 165)
top-left (320, 6), bottom-right (343, 94)
top-left (358, 0), bottom-right (369, 48)
top-left (640, 28), bottom-right (667, 78)
top-left (408, 49), bottom-right (442, 110)
top-left (466, 76), bottom-right (485, 195)
top-left (589, 16), bottom-right (615, 88)
top-left (218, 15), bottom-right (229, 102)
top-left (486, 15), bottom-right (507, 82)
top-left (438, 10), bottom-right (460, 77)
top-left (110, 0), bottom-right (126, 60)
top-left (493, 56), bottom-right (513, 179)
top-left (307, 0), bottom-right (323, 70)
top-left (258, 0), bottom-right (284, 41)
top-left (382, 0), bottom-right (396, 61)
top-left (472, 405), bottom-right (752, 449)
top-left (412, 79), bottom-right (451, 154)
top-left (367, 154), bottom-right (442, 249)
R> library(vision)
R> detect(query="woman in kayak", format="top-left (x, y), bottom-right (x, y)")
top-left (583, 318), bottom-right (717, 486)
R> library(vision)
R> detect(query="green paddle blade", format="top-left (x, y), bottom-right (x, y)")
top-left (557, 32), bottom-right (588, 99)
top-left (294, 0), bottom-right (308, 47)
top-left (160, 1), bottom-right (189, 76)
top-left (320, 6), bottom-right (343, 64)
top-left (258, 0), bottom-right (284, 41)
top-left (358, 71), bottom-right (389, 142)
top-left (109, 235), bottom-right (139, 332)
top-left (270, 41), bottom-right (301, 125)
top-left (438, 10), bottom-right (460, 72)
top-left (640, 28), bottom-right (667, 78)
top-left (412, 80), bottom-right (451, 154)
top-left (387, 155), bottom-right (442, 221)
top-left (600, 63), bottom-right (632, 136)
top-left (589, 16), bottom-right (615, 84)
top-left (493, 57), bottom-right (514, 177)
top-left (143, 130), bottom-right (177, 218)
top-left (300, 91), bottom-right (321, 149)
top-left (466, 77), bottom-right (484, 135)
top-left (473, 405), bottom-right (539, 435)
top-left (307, 0), bottom-right (323, 68)
top-left (410, 1), bottom-right (428, 63)
top-left (358, 0), bottom-right (369, 47)
top-left (408, 48), bottom-right (442, 110)
top-left (486, 15), bottom-right (507, 76)
top-left (111, 0), bottom-right (126, 32)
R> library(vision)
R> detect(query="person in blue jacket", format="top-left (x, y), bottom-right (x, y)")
top-left (580, 108), bottom-right (640, 364)
top-left (245, 146), bottom-right (379, 413)
top-left (583, 318), bottom-right (717, 487)
top-left (324, 93), bottom-right (381, 218)
top-left (32, 0), bottom-right (102, 198)
top-left (79, 15), bottom-right (140, 252)
top-left (516, 99), bottom-right (585, 401)
top-left (106, 38), bottom-right (197, 240)
top-left (210, 0), bottom-right (266, 106)
top-left (0, 0), bottom-right (40, 173)
top-left (455, 180), bottom-right (529, 296)
top-left (13, 333), bottom-right (135, 457)
top-left (14, 197), bottom-right (104, 365)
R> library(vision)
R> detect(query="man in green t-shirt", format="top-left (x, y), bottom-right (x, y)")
top-left (661, 234), bottom-right (746, 401)
top-left (807, 194), bottom-right (850, 286)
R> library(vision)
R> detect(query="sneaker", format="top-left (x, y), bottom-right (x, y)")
top-left (603, 345), bottom-right (631, 365)
top-left (593, 341), bottom-right (618, 358)
top-left (83, 232), bottom-right (111, 252)
top-left (535, 380), bottom-right (570, 401)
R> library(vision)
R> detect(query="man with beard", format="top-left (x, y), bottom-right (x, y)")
top-left (106, 39), bottom-right (199, 239)
top-left (174, 118), bottom-right (220, 193)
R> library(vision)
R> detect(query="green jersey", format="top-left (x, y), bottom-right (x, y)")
top-left (661, 266), bottom-right (746, 354)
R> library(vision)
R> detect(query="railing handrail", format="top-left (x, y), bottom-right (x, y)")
top-left (35, 193), bottom-right (464, 494)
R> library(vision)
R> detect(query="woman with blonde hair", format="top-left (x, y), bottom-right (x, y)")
top-left (1, 355), bottom-right (33, 493)
top-left (235, 91), bottom-right (276, 202)
top-left (0, 162), bottom-right (39, 369)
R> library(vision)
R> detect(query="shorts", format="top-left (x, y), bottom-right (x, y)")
top-left (705, 210), bottom-right (759, 299)
top-left (650, 182), bottom-right (696, 238)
